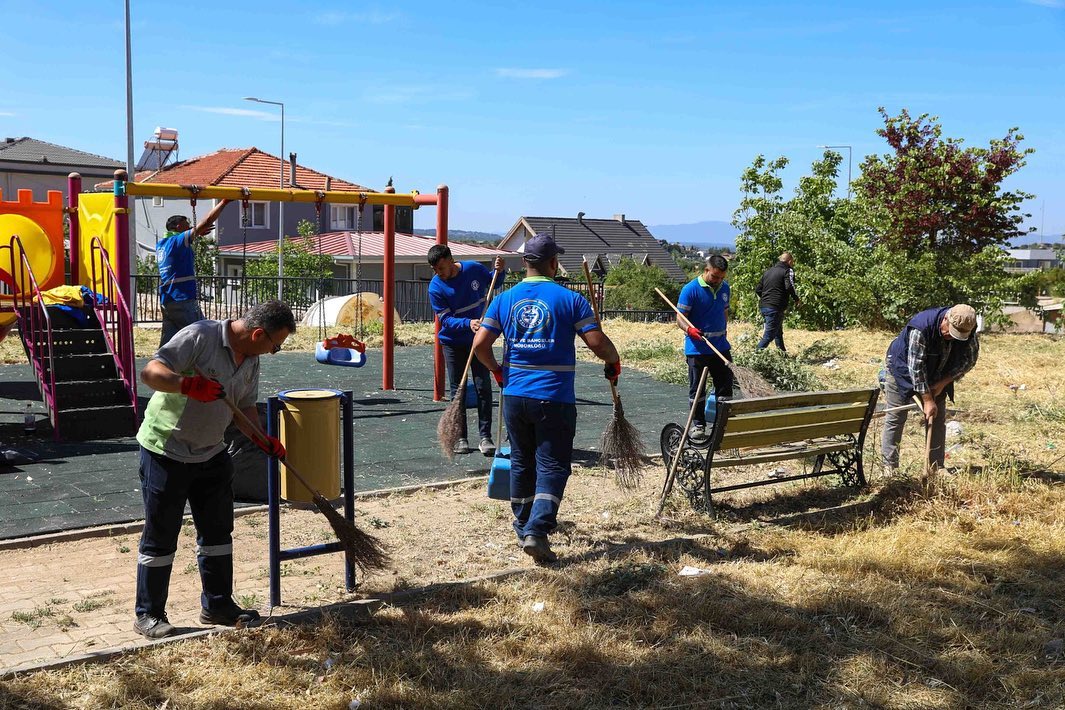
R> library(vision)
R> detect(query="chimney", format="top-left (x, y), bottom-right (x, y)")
top-left (288, 152), bottom-right (297, 187)
top-left (577, 211), bottom-right (585, 223)
top-left (324, 176), bottom-right (332, 191)
top-left (613, 213), bottom-right (625, 223)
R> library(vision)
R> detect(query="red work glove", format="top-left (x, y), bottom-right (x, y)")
top-left (604, 361), bottom-right (621, 384)
top-left (180, 375), bottom-right (225, 403)
top-left (491, 368), bottom-right (505, 387)
top-left (257, 434), bottom-right (286, 459)
top-left (685, 325), bottom-right (703, 340)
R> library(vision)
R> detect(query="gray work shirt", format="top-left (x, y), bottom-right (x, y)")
top-left (136, 319), bottom-right (260, 463)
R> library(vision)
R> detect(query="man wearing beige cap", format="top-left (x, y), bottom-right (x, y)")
top-left (881, 304), bottom-right (980, 471)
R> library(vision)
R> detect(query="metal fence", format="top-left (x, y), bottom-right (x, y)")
top-left (132, 275), bottom-right (609, 325)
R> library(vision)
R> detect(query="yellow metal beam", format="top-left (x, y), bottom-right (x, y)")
top-left (122, 181), bottom-right (421, 207)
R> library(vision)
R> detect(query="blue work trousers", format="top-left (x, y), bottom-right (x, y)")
top-left (757, 307), bottom-right (786, 352)
top-left (503, 396), bottom-right (577, 541)
top-left (135, 447), bottom-right (235, 618)
top-left (443, 342), bottom-right (493, 440)
top-left (160, 299), bottom-right (205, 347)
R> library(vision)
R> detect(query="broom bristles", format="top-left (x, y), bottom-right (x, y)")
top-left (598, 401), bottom-right (646, 489)
top-left (733, 365), bottom-right (776, 398)
top-left (313, 492), bottom-right (390, 573)
top-left (436, 384), bottom-right (467, 461)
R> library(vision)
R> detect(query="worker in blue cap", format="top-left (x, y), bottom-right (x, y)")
top-left (473, 232), bottom-right (620, 564)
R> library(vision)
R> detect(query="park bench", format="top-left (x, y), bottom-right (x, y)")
top-left (659, 388), bottom-right (881, 513)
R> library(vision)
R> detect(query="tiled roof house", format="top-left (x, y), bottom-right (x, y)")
top-left (499, 213), bottom-right (687, 281)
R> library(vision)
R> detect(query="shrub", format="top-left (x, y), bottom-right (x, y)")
top-left (734, 348), bottom-right (820, 392)
top-left (603, 258), bottom-right (680, 311)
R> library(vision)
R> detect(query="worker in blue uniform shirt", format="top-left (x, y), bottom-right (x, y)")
top-left (677, 254), bottom-right (733, 439)
top-left (473, 232), bottom-right (620, 564)
top-left (157, 199), bottom-right (231, 347)
top-left (428, 245), bottom-right (506, 455)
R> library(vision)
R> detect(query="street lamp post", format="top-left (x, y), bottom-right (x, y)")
top-left (818, 144), bottom-right (853, 200)
top-left (244, 96), bottom-right (285, 299)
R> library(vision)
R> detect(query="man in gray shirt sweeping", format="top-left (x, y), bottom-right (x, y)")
top-left (133, 301), bottom-right (292, 638)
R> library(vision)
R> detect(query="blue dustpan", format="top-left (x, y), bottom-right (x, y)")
top-left (488, 444), bottom-right (511, 500)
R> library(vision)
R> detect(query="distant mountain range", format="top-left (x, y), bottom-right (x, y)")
top-left (648, 220), bottom-right (739, 248)
top-left (415, 229), bottom-right (502, 245)
top-left (1010, 234), bottom-right (1064, 248)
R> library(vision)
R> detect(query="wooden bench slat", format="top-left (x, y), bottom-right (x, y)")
top-left (718, 417), bottom-right (865, 450)
top-left (723, 389), bottom-right (873, 416)
top-left (725, 403), bottom-right (870, 433)
top-left (712, 440), bottom-right (851, 468)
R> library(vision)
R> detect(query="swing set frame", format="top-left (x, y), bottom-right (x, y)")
top-left (102, 169), bottom-right (451, 393)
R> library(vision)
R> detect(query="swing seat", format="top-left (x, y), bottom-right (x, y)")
top-left (315, 342), bottom-right (367, 368)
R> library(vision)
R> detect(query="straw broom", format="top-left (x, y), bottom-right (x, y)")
top-left (582, 259), bottom-right (646, 488)
top-left (437, 268), bottom-right (502, 460)
top-left (219, 394), bottom-right (390, 574)
top-left (654, 287), bottom-right (776, 398)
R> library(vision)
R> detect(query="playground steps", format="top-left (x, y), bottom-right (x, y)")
top-left (24, 326), bottom-right (138, 440)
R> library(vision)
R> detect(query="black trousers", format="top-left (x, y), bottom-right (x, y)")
top-left (442, 341), bottom-right (493, 440)
top-left (687, 350), bottom-right (734, 426)
top-left (135, 447), bottom-right (235, 617)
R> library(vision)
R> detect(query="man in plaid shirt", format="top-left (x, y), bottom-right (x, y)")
top-left (881, 304), bottom-right (979, 471)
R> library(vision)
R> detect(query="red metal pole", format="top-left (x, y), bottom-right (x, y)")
top-left (112, 169), bottom-right (131, 304)
top-left (67, 173), bottom-right (82, 285)
top-left (433, 184), bottom-right (449, 401)
top-left (382, 186), bottom-right (396, 391)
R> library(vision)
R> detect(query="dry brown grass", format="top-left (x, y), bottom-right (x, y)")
top-left (2, 324), bottom-right (1062, 708)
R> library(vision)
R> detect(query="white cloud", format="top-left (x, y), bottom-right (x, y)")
top-left (0, 111), bottom-right (16, 117)
top-left (495, 68), bottom-right (569, 80)
top-left (1023, 0), bottom-right (1064, 7)
top-left (314, 10), bottom-right (400, 25)
top-left (181, 105), bottom-right (280, 121)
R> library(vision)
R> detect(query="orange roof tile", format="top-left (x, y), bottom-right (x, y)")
top-left (94, 148), bottom-right (373, 192)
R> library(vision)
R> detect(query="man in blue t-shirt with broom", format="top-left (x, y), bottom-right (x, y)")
top-left (428, 245), bottom-right (505, 456)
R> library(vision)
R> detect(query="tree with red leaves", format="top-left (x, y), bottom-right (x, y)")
top-left (857, 108), bottom-right (1035, 256)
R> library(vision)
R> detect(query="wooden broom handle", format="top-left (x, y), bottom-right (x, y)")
top-left (654, 287), bottom-right (732, 369)
top-left (193, 366), bottom-right (320, 494)
top-left (457, 266), bottom-right (502, 390)
top-left (581, 259), bottom-right (620, 407)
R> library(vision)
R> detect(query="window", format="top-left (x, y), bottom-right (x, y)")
top-left (371, 205), bottom-right (413, 233)
top-left (152, 196), bottom-right (164, 207)
top-left (241, 201), bottom-right (269, 228)
top-left (330, 205), bottom-right (357, 230)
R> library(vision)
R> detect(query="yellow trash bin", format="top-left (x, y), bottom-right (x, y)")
top-left (277, 389), bottom-right (342, 503)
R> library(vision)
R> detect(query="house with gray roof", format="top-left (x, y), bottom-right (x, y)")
top-left (498, 213), bottom-right (687, 281)
top-left (0, 136), bottom-right (123, 201)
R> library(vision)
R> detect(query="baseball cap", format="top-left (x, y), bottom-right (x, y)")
top-left (522, 232), bottom-right (565, 262)
top-left (947, 304), bottom-right (977, 341)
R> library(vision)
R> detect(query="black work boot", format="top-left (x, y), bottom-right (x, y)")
top-left (199, 602), bottom-right (261, 627)
top-left (522, 536), bottom-right (558, 564)
top-left (134, 614), bottom-right (175, 639)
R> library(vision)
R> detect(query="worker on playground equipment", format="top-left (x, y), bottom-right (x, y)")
top-left (677, 254), bottom-right (734, 440)
top-left (881, 304), bottom-right (980, 472)
top-left (132, 301), bottom-right (293, 639)
top-left (428, 244), bottom-right (506, 456)
top-left (157, 199), bottom-right (232, 346)
top-left (473, 232), bottom-right (620, 564)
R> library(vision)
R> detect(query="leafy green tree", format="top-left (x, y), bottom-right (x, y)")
top-left (731, 152), bottom-right (875, 328)
top-left (244, 237), bottom-right (336, 307)
top-left (603, 258), bottom-right (680, 311)
top-left (858, 108), bottom-right (1035, 256)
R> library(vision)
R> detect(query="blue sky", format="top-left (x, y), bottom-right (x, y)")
top-left (1, 1), bottom-right (1062, 236)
